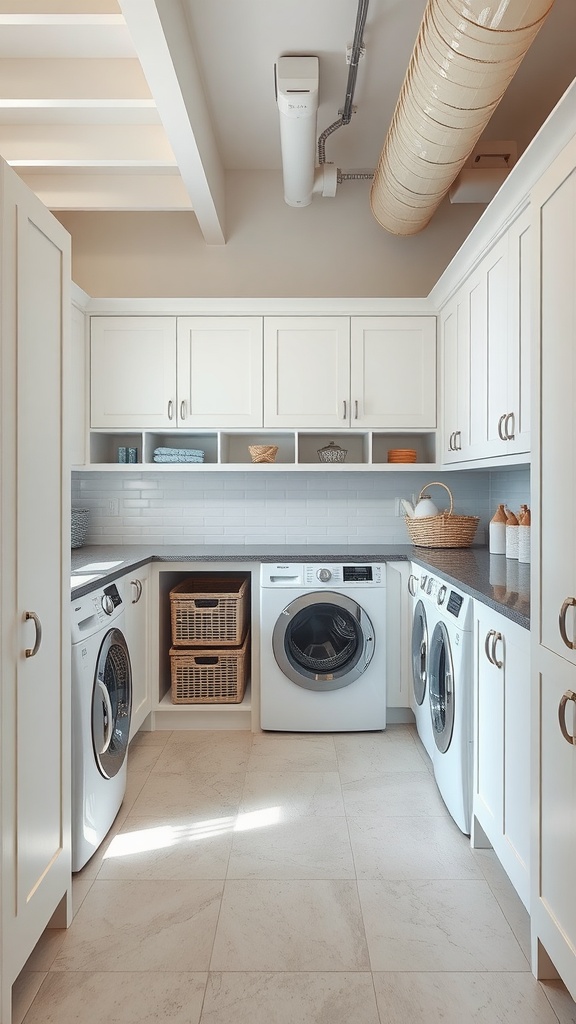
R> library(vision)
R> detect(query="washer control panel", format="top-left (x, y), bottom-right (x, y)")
top-left (303, 564), bottom-right (384, 587)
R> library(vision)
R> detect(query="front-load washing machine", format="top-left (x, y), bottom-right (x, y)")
top-left (71, 580), bottom-right (132, 871)
top-left (260, 563), bottom-right (386, 732)
top-left (427, 580), bottom-right (474, 834)
top-left (408, 566), bottom-right (435, 760)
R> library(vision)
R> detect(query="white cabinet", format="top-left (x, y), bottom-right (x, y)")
top-left (264, 315), bottom-right (436, 429)
top-left (532, 133), bottom-right (576, 999)
top-left (121, 568), bottom-right (151, 740)
top-left (177, 317), bottom-right (263, 428)
top-left (91, 316), bottom-right (177, 428)
top-left (473, 605), bottom-right (530, 908)
top-left (441, 284), bottom-right (470, 462)
top-left (0, 159), bottom-right (71, 1022)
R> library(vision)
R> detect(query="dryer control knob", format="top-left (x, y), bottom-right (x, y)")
top-left (437, 585), bottom-right (447, 605)
top-left (316, 568), bottom-right (332, 582)
top-left (101, 593), bottom-right (114, 615)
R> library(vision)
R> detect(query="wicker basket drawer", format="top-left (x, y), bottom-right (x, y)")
top-left (169, 636), bottom-right (249, 704)
top-left (169, 577), bottom-right (249, 646)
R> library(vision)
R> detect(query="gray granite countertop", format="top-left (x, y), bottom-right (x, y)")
top-left (70, 544), bottom-right (530, 628)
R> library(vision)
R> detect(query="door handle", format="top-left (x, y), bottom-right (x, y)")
top-left (354, 399), bottom-right (359, 420)
top-left (24, 611), bottom-right (42, 658)
top-left (455, 430), bottom-right (462, 451)
top-left (180, 400), bottom-right (186, 421)
top-left (97, 680), bottom-right (114, 755)
top-left (484, 629), bottom-right (495, 664)
top-left (342, 400), bottom-right (347, 420)
top-left (408, 573), bottom-right (418, 597)
top-left (449, 431), bottom-right (455, 451)
top-left (168, 400), bottom-right (174, 420)
top-left (559, 597), bottom-right (576, 650)
top-left (491, 631), bottom-right (503, 669)
top-left (131, 579), bottom-right (143, 604)
top-left (497, 413), bottom-right (506, 441)
top-left (558, 690), bottom-right (576, 745)
top-left (505, 411), bottom-right (515, 440)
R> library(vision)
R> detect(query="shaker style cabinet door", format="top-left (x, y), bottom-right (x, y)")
top-left (177, 317), bottom-right (263, 428)
top-left (351, 316), bottom-right (436, 429)
top-left (263, 316), bottom-right (350, 428)
top-left (441, 288), bottom-right (470, 463)
top-left (121, 569), bottom-right (151, 741)
top-left (90, 316), bottom-right (177, 428)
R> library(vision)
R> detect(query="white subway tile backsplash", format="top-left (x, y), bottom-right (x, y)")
top-left (72, 466), bottom-right (530, 547)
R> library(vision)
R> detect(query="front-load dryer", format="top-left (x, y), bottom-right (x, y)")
top-left (260, 563), bottom-right (386, 732)
top-left (408, 566), bottom-right (435, 760)
top-left (71, 581), bottom-right (132, 871)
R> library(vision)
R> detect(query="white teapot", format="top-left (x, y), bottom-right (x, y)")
top-left (413, 493), bottom-right (439, 518)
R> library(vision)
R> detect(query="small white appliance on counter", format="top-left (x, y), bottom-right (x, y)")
top-left (260, 563), bottom-right (386, 732)
top-left (71, 581), bottom-right (132, 871)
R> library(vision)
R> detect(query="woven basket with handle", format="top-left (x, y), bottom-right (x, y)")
top-left (405, 481), bottom-right (479, 548)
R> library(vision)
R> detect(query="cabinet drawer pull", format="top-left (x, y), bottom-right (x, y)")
top-left (180, 400), bottom-right (186, 421)
top-left (455, 430), bottom-right (462, 451)
top-left (559, 597), bottom-right (576, 650)
top-left (168, 400), bottom-right (174, 420)
top-left (497, 414), bottom-right (506, 441)
top-left (491, 631), bottom-right (503, 669)
top-left (449, 431), bottom-right (455, 451)
top-left (484, 629), bottom-right (495, 664)
top-left (558, 690), bottom-right (576, 745)
top-left (354, 399), bottom-right (359, 420)
top-left (505, 411), bottom-right (515, 440)
top-left (408, 573), bottom-right (418, 597)
top-left (24, 610), bottom-right (42, 658)
top-left (131, 579), bottom-right (143, 604)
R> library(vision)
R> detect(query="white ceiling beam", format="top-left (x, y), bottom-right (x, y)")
top-left (118, 0), bottom-right (226, 245)
top-left (16, 170), bottom-right (193, 211)
top-left (0, 58), bottom-right (151, 99)
top-left (0, 15), bottom-right (133, 58)
top-left (0, 124), bottom-right (176, 163)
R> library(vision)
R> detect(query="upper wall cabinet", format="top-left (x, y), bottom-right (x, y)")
top-left (263, 315), bottom-right (436, 429)
top-left (440, 209), bottom-right (531, 465)
top-left (91, 316), bottom-right (263, 430)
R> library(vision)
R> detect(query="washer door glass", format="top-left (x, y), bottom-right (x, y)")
top-left (428, 621), bottom-right (454, 754)
top-left (411, 600), bottom-right (428, 706)
top-left (92, 627), bottom-right (132, 779)
top-left (272, 592), bottom-right (375, 692)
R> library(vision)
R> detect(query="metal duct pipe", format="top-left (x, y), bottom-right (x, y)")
top-left (370, 0), bottom-right (555, 235)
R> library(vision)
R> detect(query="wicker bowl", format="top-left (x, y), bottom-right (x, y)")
top-left (249, 444), bottom-right (279, 463)
top-left (405, 482), bottom-right (479, 548)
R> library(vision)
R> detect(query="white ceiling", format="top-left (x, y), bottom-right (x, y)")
top-left (1, 0), bottom-right (575, 244)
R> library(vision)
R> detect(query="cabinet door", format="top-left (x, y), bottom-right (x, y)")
top-left (122, 569), bottom-right (151, 741)
top-left (91, 316), bottom-right (177, 428)
top-left (535, 645), bottom-right (576, 994)
top-left (263, 316), bottom-right (350, 427)
top-left (535, 145), bottom-right (576, 662)
top-left (351, 317), bottom-right (436, 428)
top-left (505, 209), bottom-right (531, 455)
top-left (474, 608), bottom-right (504, 837)
top-left (441, 288), bottom-right (470, 463)
top-left (1, 163), bottom-right (71, 999)
top-left (177, 317), bottom-right (263, 428)
top-left (70, 300), bottom-right (87, 466)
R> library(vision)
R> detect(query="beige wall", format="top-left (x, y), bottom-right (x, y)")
top-left (57, 170), bottom-right (481, 299)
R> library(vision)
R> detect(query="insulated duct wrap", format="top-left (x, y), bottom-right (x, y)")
top-left (370, 0), bottom-right (555, 235)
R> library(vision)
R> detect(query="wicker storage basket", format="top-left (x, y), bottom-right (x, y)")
top-left (170, 635), bottom-right (249, 703)
top-left (170, 577), bottom-right (249, 646)
top-left (405, 482), bottom-right (479, 549)
top-left (249, 444), bottom-right (278, 463)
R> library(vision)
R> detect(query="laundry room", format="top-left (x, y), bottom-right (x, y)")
top-left (2, 2), bottom-right (576, 1024)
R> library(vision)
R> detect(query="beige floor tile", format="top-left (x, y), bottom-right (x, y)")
top-left (227, 815), bottom-right (355, 879)
top-left (129, 771), bottom-right (245, 825)
top-left (210, 879), bottom-right (369, 971)
top-left (97, 815), bottom-right (233, 880)
top-left (127, 742), bottom-right (164, 775)
top-left (248, 734), bottom-right (338, 772)
top-left (71, 877), bottom-right (93, 917)
top-left (11, 971), bottom-right (46, 1024)
top-left (155, 731), bottom-right (253, 775)
top-left (52, 879), bottom-right (223, 972)
top-left (372, 971), bottom-right (559, 1023)
top-left (20, 971), bottom-right (208, 1024)
top-left (358, 879), bottom-right (529, 972)
top-left (72, 793), bottom-right (136, 881)
top-left (334, 729), bottom-right (427, 782)
top-left (130, 729), bottom-right (172, 747)
top-left (342, 771), bottom-right (448, 818)
top-left (21, 928), bottom-right (66, 973)
top-left (240, 770), bottom-right (345, 820)
top-left (348, 814), bottom-right (484, 880)
top-left (541, 978), bottom-right (576, 1023)
top-left (200, 972), bottom-right (380, 1024)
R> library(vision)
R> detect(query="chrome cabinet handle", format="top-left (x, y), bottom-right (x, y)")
top-left (484, 629), bottom-right (495, 664)
top-left (449, 431), bottom-right (455, 451)
top-left (168, 400), bottom-right (174, 420)
top-left (408, 573), bottom-right (418, 597)
top-left (354, 399), bottom-right (359, 420)
top-left (131, 579), bottom-right (143, 604)
top-left (180, 400), bottom-right (186, 421)
top-left (455, 430), bottom-right (462, 451)
top-left (24, 611), bottom-right (42, 658)
top-left (559, 597), bottom-right (576, 650)
top-left (342, 400), bottom-right (347, 420)
top-left (558, 690), bottom-right (576, 745)
top-left (491, 631), bottom-right (503, 669)
top-left (497, 413), bottom-right (506, 441)
top-left (505, 412), bottom-right (515, 440)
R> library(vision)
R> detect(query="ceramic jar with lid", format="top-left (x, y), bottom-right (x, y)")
top-left (489, 503), bottom-right (507, 555)
top-left (518, 506), bottom-right (531, 563)
top-left (505, 507), bottom-right (519, 559)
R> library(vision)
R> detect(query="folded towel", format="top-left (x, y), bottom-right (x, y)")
top-left (153, 454), bottom-right (205, 463)
top-left (153, 446), bottom-right (205, 458)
